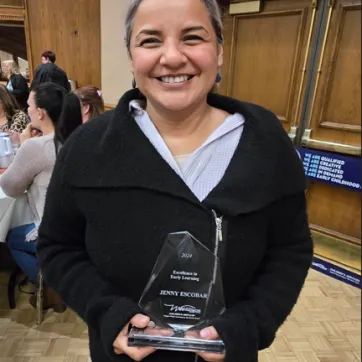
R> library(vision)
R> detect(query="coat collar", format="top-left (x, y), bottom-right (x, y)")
top-left (65, 89), bottom-right (306, 215)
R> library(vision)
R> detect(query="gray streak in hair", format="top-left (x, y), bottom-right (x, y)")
top-left (124, 0), bottom-right (224, 55)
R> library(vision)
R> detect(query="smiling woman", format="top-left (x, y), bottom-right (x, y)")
top-left (127, 0), bottom-right (224, 122)
top-left (36, 1), bottom-right (313, 362)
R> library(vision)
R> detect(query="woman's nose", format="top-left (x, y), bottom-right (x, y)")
top-left (160, 42), bottom-right (187, 68)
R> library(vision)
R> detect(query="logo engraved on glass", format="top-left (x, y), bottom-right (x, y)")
top-left (164, 304), bottom-right (201, 314)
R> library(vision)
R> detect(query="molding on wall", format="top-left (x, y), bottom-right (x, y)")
top-left (0, 7), bottom-right (24, 19)
top-left (302, 129), bottom-right (361, 155)
top-left (0, 5), bottom-right (24, 9)
top-left (229, 0), bottom-right (261, 14)
top-left (311, 223), bottom-right (361, 246)
top-left (23, 0), bottom-right (33, 79)
top-left (312, 228), bottom-right (361, 273)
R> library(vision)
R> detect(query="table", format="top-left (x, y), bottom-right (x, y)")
top-left (0, 187), bottom-right (33, 243)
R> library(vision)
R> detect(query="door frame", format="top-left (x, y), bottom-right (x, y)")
top-left (0, 3), bottom-right (33, 80)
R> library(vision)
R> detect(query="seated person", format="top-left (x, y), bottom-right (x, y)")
top-left (75, 86), bottom-right (105, 123)
top-left (0, 82), bottom-right (82, 311)
top-left (0, 85), bottom-right (28, 133)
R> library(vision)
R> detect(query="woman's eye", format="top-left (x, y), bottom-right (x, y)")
top-left (183, 35), bottom-right (204, 43)
top-left (140, 38), bottom-right (160, 47)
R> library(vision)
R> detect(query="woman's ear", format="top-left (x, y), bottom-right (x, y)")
top-left (217, 45), bottom-right (224, 68)
top-left (38, 108), bottom-right (45, 121)
top-left (83, 104), bottom-right (91, 115)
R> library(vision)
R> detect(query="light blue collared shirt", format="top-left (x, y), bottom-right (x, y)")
top-left (130, 101), bottom-right (245, 201)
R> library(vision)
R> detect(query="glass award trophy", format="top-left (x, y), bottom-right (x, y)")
top-left (128, 232), bottom-right (226, 353)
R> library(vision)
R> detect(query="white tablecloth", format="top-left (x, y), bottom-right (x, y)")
top-left (0, 187), bottom-right (33, 243)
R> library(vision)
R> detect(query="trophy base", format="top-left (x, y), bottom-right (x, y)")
top-left (128, 327), bottom-right (225, 354)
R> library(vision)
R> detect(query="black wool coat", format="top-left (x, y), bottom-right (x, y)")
top-left (8, 74), bottom-right (29, 111)
top-left (37, 89), bottom-right (313, 362)
top-left (30, 63), bottom-right (71, 92)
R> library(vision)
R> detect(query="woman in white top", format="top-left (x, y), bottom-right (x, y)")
top-left (0, 82), bottom-right (82, 309)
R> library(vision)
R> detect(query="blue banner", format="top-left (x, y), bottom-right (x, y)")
top-left (312, 257), bottom-right (361, 289)
top-left (297, 148), bottom-right (361, 191)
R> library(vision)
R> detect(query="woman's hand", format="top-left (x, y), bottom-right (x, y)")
top-left (113, 314), bottom-right (156, 361)
top-left (7, 130), bottom-right (21, 145)
top-left (19, 124), bottom-right (42, 144)
top-left (196, 326), bottom-right (226, 362)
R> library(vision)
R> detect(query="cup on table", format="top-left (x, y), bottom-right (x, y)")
top-left (7, 131), bottom-right (21, 155)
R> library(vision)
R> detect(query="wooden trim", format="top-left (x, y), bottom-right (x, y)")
top-left (0, 7), bottom-right (24, 20)
top-left (307, 1), bottom-right (335, 128)
top-left (0, 13), bottom-right (22, 20)
top-left (278, 116), bottom-right (287, 123)
top-left (317, 3), bottom-right (361, 132)
top-left (104, 103), bottom-right (115, 111)
top-left (320, 121), bottom-right (361, 132)
top-left (229, 1), bottom-right (261, 14)
top-left (226, 15), bottom-right (237, 96)
top-left (286, 8), bottom-right (308, 126)
top-left (23, 0), bottom-right (33, 80)
top-left (311, 229), bottom-right (361, 273)
top-left (310, 223), bottom-right (361, 245)
top-left (0, 4), bottom-right (24, 9)
top-left (314, 253), bottom-right (361, 275)
top-left (226, 8), bottom-right (308, 125)
top-left (293, 1), bottom-right (318, 126)
top-left (302, 137), bottom-right (361, 155)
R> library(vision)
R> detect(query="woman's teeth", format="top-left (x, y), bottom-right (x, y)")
top-left (160, 75), bottom-right (191, 83)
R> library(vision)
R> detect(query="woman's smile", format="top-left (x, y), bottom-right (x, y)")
top-left (154, 74), bottom-right (196, 88)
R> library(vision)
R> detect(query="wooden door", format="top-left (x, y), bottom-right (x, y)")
top-left (303, 0), bottom-right (361, 153)
top-left (220, 0), bottom-right (319, 133)
top-left (304, 0), bottom-right (361, 270)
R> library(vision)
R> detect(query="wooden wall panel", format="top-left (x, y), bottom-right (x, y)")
top-left (304, 0), bottom-right (361, 150)
top-left (307, 182), bottom-right (361, 244)
top-left (324, 7), bottom-right (361, 129)
top-left (303, 1), bottom-right (361, 252)
top-left (230, 11), bottom-right (304, 124)
top-left (221, 0), bottom-right (317, 133)
top-left (218, 6), bottom-right (233, 96)
top-left (26, 0), bottom-right (101, 88)
top-left (0, 0), bottom-right (24, 7)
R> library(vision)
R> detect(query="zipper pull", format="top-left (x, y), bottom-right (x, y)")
top-left (216, 217), bottom-right (223, 242)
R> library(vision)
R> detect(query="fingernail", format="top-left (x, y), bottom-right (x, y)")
top-left (200, 328), bottom-right (210, 339)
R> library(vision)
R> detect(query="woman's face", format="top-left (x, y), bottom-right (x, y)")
top-left (27, 91), bottom-right (42, 129)
top-left (3, 64), bottom-right (10, 78)
top-left (130, 0), bottom-right (223, 113)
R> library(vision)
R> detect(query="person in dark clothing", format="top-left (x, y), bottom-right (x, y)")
top-left (3, 60), bottom-right (29, 111)
top-left (37, 1), bottom-right (313, 362)
top-left (31, 50), bottom-right (71, 92)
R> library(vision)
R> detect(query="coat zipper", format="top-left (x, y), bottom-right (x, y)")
top-left (195, 211), bottom-right (224, 362)
top-left (212, 210), bottom-right (223, 283)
